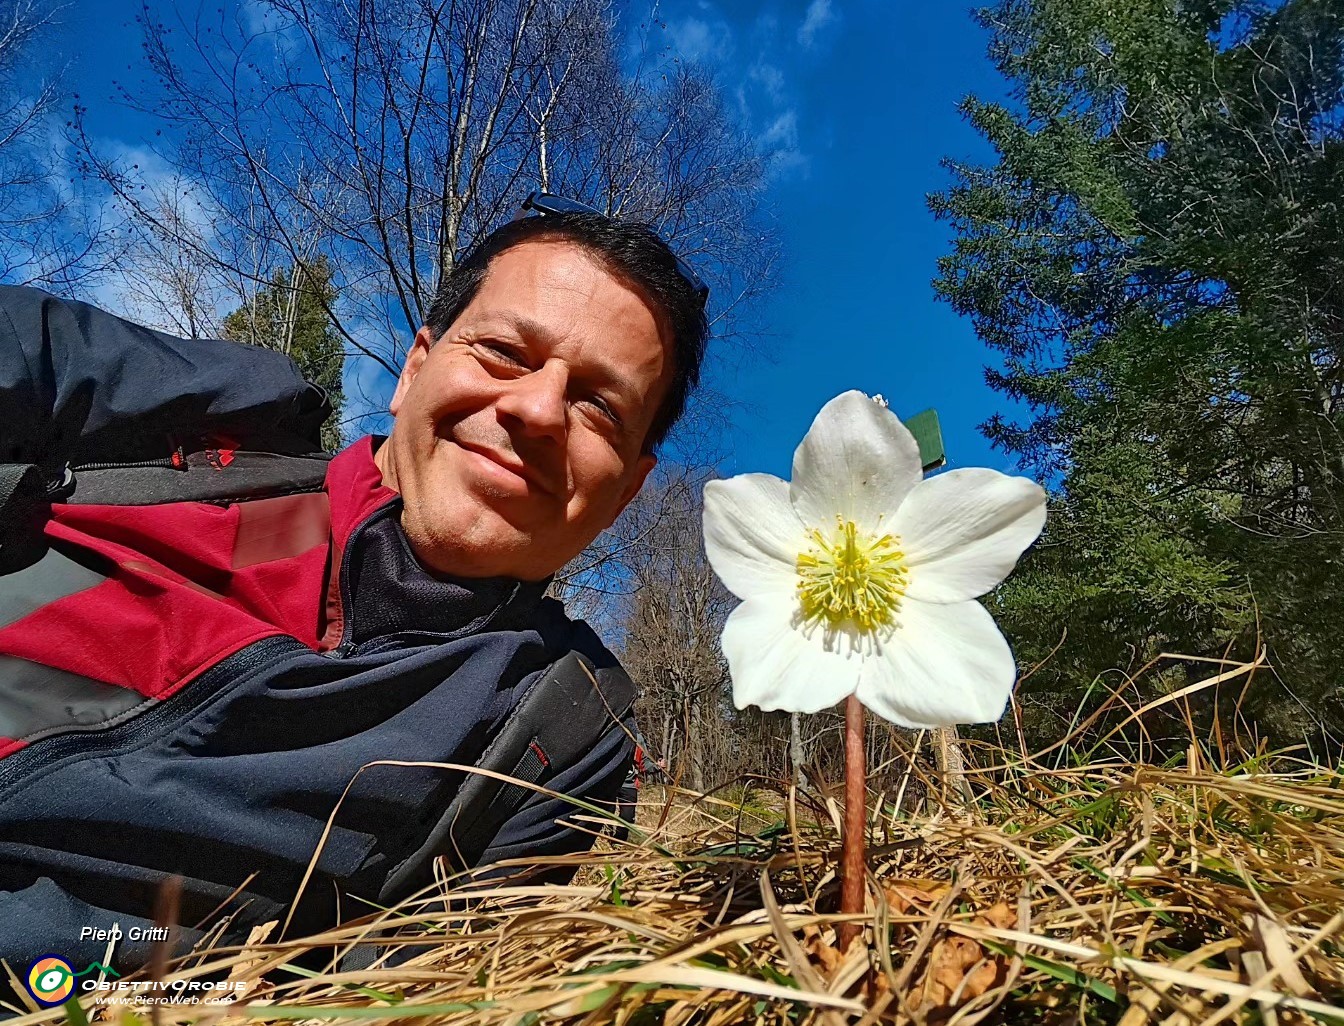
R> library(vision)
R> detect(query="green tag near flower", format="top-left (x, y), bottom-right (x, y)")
top-left (905, 408), bottom-right (946, 472)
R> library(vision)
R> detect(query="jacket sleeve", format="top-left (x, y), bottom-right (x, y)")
top-left (330, 705), bottom-right (636, 975)
top-left (471, 703), bottom-right (637, 884)
top-left (0, 284), bottom-right (324, 471)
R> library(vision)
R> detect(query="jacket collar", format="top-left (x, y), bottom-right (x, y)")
top-left (324, 434), bottom-right (400, 554)
top-left (327, 436), bottom-right (552, 645)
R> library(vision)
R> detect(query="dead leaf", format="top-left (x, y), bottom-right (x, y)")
top-left (1248, 913), bottom-right (1312, 997)
top-left (225, 919), bottom-right (279, 1000)
top-left (983, 903), bottom-right (1015, 931)
top-left (801, 924), bottom-right (844, 977)
top-left (883, 879), bottom-right (953, 915)
top-left (910, 902), bottom-right (1015, 1014)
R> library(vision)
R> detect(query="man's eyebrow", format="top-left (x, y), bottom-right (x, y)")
top-left (504, 315), bottom-right (564, 350)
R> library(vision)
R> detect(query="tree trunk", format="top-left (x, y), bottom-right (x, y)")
top-left (684, 690), bottom-right (704, 793)
top-left (933, 725), bottom-right (973, 813)
top-left (789, 712), bottom-right (805, 788)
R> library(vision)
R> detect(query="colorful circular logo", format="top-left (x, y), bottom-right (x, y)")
top-left (26, 955), bottom-right (75, 1006)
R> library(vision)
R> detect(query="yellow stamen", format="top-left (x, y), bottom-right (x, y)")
top-left (796, 517), bottom-right (909, 633)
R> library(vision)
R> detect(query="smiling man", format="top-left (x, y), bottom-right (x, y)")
top-left (378, 234), bottom-right (670, 581)
top-left (0, 201), bottom-right (707, 982)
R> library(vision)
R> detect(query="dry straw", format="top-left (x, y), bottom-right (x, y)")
top-left (3, 654), bottom-right (1342, 1025)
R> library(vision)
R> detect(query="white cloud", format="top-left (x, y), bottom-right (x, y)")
top-left (666, 15), bottom-right (733, 64)
top-left (237, 0), bottom-right (304, 53)
top-left (759, 110), bottom-right (808, 179)
top-left (797, 0), bottom-right (836, 48)
top-left (748, 61), bottom-right (786, 103)
top-left (654, 2), bottom-right (809, 182)
top-left (239, 0), bottom-right (271, 36)
top-left (760, 110), bottom-right (798, 150)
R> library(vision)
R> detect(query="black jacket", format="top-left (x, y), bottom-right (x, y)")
top-left (0, 286), bottom-right (635, 987)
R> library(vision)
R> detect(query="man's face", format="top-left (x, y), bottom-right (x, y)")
top-left (375, 240), bottom-right (666, 580)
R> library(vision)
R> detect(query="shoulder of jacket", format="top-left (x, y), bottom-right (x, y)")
top-left (524, 599), bottom-right (634, 709)
top-left (531, 599), bottom-right (621, 668)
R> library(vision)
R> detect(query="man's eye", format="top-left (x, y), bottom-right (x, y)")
top-left (584, 395), bottom-right (622, 426)
top-left (478, 342), bottom-right (526, 367)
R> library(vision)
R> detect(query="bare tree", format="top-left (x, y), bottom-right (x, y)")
top-left (615, 469), bottom-right (736, 792)
top-left (106, 176), bottom-right (234, 336)
top-left (77, 0), bottom-right (776, 431)
top-left (0, 0), bottom-right (106, 288)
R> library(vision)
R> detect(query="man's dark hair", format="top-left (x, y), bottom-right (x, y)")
top-left (425, 212), bottom-right (709, 453)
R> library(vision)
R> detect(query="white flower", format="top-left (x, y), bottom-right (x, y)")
top-left (702, 390), bottom-right (1047, 728)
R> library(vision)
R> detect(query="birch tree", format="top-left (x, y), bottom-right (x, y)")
top-left (78, 0), bottom-right (775, 428)
top-left (0, 0), bottom-right (105, 288)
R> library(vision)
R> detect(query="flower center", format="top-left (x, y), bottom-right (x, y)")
top-left (795, 517), bottom-right (909, 633)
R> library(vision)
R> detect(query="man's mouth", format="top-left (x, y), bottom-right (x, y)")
top-left (455, 440), bottom-right (554, 497)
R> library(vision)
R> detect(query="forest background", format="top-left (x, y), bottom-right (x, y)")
top-left (2, 0), bottom-right (1340, 793)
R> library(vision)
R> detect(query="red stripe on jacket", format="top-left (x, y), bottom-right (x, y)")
top-left (0, 436), bottom-right (397, 701)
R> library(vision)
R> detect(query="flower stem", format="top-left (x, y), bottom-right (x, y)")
top-left (838, 693), bottom-right (866, 951)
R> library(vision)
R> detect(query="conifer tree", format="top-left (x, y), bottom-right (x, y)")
top-left (932, 0), bottom-right (1344, 740)
top-left (223, 259), bottom-right (344, 452)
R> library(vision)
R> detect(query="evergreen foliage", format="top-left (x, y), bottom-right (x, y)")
top-left (223, 259), bottom-right (345, 452)
top-left (931, 0), bottom-right (1344, 742)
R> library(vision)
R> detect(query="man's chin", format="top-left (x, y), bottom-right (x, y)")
top-left (400, 495), bottom-right (540, 578)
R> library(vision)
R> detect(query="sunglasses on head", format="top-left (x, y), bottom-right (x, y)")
top-left (519, 192), bottom-right (710, 309)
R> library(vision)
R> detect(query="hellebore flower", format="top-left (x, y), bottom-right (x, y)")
top-left (702, 390), bottom-right (1047, 728)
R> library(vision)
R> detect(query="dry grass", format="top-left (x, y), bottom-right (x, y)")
top-left (5, 668), bottom-right (1344, 1025)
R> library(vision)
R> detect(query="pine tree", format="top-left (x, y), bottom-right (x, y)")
top-left (223, 259), bottom-right (345, 453)
top-left (931, 0), bottom-right (1344, 741)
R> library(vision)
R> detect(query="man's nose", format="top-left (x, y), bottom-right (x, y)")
top-left (496, 360), bottom-right (568, 443)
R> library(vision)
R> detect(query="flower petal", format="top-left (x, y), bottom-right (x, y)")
top-left (703, 475), bottom-right (804, 601)
top-left (895, 468), bottom-right (1047, 603)
top-left (789, 390), bottom-right (924, 532)
top-left (855, 598), bottom-right (1015, 727)
top-left (721, 594), bottom-right (861, 714)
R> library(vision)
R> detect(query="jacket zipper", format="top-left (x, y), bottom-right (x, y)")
top-left (326, 498), bottom-right (401, 659)
top-left (73, 446), bottom-right (186, 473)
top-left (0, 635), bottom-right (304, 802)
top-left (322, 497), bottom-right (522, 659)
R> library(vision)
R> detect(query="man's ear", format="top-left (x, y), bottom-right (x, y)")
top-left (389, 326), bottom-right (438, 416)
top-left (613, 453), bottom-right (657, 520)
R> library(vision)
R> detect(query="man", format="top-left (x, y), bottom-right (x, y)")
top-left (0, 199), bottom-right (707, 980)
top-left (614, 730), bottom-right (647, 841)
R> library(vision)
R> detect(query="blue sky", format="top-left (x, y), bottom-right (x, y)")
top-left (654, 0), bottom-right (1017, 479)
top-left (53, 0), bottom-right (1017, 480)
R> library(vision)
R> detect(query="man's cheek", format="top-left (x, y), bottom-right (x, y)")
top-left (433, 390), bottom-right (502, 447)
